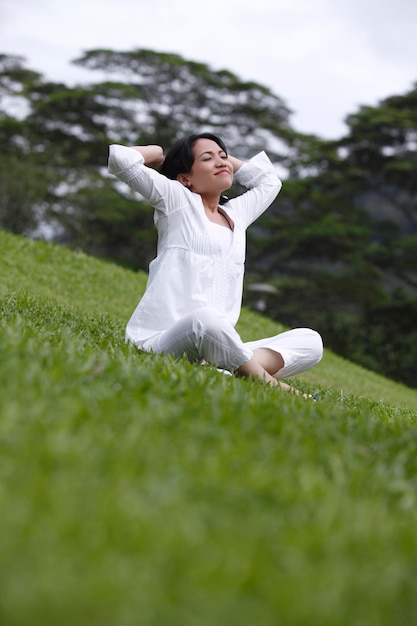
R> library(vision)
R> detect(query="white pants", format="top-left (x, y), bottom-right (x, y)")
top-left (139, 307), bottom-right (323, 378)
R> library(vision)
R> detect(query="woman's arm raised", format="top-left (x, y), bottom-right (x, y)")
top-left (108, 144), bottom-right (187, 214)
top-left (227, 155), bottom-right (244, 173)
top-left (129, 145), bottom-right (164, 170)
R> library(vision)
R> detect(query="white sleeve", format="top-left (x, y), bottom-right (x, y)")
top-left (108, 144), bottom-right (188, 215)
top-left (231, 151), bottom-right (282, 227)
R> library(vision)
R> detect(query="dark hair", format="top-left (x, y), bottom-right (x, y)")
top-left (161, 132), bottom-right (228, 180)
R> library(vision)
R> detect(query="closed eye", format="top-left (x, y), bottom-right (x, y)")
top-left (200, 151), bottom-right (228, 161)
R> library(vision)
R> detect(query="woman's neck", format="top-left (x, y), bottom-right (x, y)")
top-left (201, 194), bottom-right (221, 213)
top-left (202, 200), bottom-right (234, 231)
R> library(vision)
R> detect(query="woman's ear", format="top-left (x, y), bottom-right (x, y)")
top-left (177, 173), bottom-right (190, 187)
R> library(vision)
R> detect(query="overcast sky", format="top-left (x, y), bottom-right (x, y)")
top-left (1, 0), bottom-right (416, 139)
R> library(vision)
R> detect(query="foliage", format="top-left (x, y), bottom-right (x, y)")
top-left (73, 48), bottom-right (293, 157)
top-left (0, 152), bottom-right (50, 234)
top-left (341, 84), bottom-right (417, 282)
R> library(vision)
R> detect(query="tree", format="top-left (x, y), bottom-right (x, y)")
top-left (0, 55), bottom-right (51, 234)
top-left (340, 84), bottom-right (417, 290)
top-left (72, 48), bottom-right (294, 161)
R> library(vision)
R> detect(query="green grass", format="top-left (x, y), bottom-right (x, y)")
top-left (1, 229), bottom-right (417, 626)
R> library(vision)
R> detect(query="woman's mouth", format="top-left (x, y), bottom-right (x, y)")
top-left (216, 169), bottom-right (231, 176)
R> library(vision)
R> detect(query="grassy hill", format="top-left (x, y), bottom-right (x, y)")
top-left (1, 229), bottom-right (417, 626)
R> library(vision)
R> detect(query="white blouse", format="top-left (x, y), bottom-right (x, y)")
top-left (207, 221), bottom-right (233, 256)
top-left (108, 145), bottom-right (282, 344)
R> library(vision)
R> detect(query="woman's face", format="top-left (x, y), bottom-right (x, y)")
top-left (179, 138), bottom-right (233, 196)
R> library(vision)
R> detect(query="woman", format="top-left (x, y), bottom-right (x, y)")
top-left (108, 133), bottom-right (323, 395)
